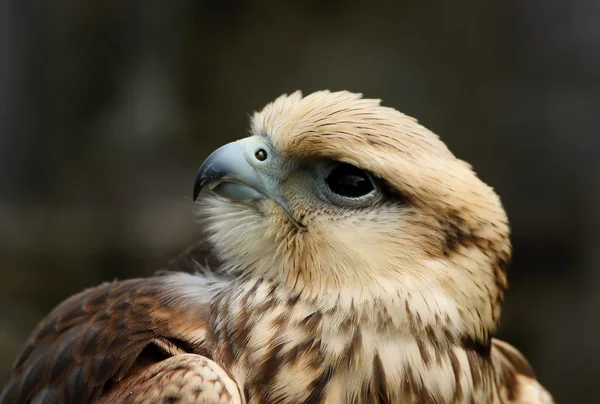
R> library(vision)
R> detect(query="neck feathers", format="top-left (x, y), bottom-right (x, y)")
top-left (206, 278), bottom-right (500, 403)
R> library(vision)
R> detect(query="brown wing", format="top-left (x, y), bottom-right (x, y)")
top-left (98, 354), bottom-right (242, 404)
top-left (492, 339), bottom-right (554, 404)
top-left (0, 275), bottom-right (235, 404)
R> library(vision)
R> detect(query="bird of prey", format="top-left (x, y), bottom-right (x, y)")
top-left (1, 90), bottom-right (553, 403)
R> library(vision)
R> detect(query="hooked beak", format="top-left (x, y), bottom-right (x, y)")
top-left (193, 140), bottom-right (262, 202)
top-left (193, 137), bottom-right (304, 229)
top-left (193, 137), bottom-right (282, 203)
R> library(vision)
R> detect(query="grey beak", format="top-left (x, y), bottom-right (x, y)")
top-left (193, 140), bottom-right (265, 202)
top-left (193, 137), bottom-right (304, 229)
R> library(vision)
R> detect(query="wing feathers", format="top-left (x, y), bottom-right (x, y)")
top-left (0, 275), bottom-right (230, 404)
top-left (492, 339), bottom-right (554, 404)
top-left (98, 354), bottom-right (243, 404)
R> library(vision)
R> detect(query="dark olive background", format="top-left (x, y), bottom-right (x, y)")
top-left (1, 2), bottom-right (598, 402)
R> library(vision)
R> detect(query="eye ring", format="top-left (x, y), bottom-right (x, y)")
top-left (255, 148), bottom-right (268, 161)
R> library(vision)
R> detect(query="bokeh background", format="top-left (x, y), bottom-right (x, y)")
top-left (1, 1), bottom-right (598, 402)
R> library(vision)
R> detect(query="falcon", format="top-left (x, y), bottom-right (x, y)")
top-left (0, 91), bottom-right (554, 403)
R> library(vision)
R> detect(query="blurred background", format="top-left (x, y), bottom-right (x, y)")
top-left (1, 1), bottom-right (598, 402)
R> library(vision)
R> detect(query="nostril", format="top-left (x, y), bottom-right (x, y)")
top-left (255, 148), bottom-right (268, 161)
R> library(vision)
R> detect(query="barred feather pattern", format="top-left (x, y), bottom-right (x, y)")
top-left (204, 277), bottom-right (539, 404)
top-left (0, 271), bottom-right (552, 404)
top-left (0, 274), bottom-right (239, 404)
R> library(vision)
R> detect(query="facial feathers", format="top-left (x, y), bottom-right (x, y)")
top-left (205, 90), bottom-right (510, 340)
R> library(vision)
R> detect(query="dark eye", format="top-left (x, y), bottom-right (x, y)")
top-left (325, 163), bottom-right (375, 198)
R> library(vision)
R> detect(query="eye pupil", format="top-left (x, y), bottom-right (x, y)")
top-left (325, 163), bottom-right (374, 198)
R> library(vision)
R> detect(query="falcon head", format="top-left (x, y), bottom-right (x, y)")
top-left (194, 90), bottom-right (510, 343)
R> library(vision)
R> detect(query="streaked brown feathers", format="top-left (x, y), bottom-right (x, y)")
top-left (98, 354), bottom-right (242, 404)
top-left (0, 278), bottom-right (221, 403)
